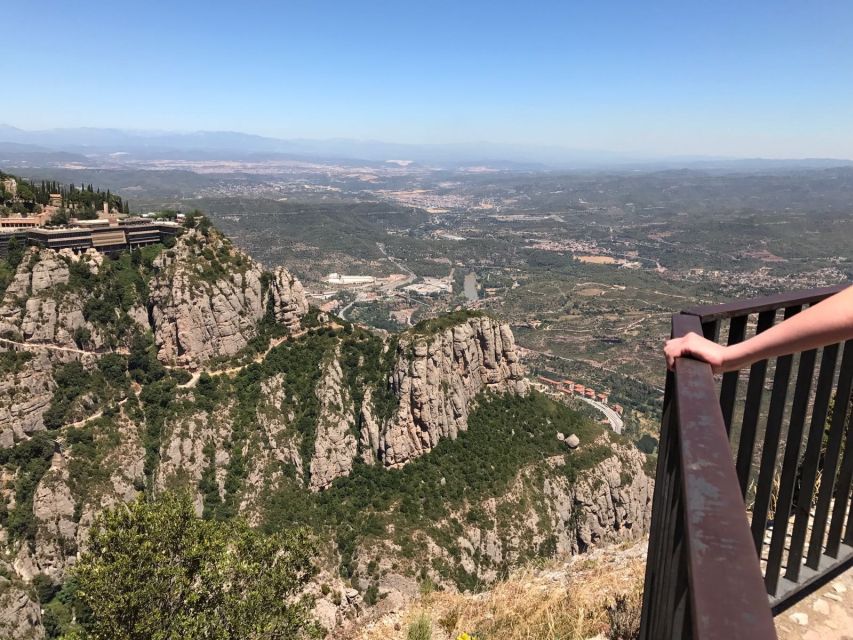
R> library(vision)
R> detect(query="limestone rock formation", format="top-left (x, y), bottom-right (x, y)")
top-left (379, 316), bottom-right (528, 467)
top-left (572, 442), bottom-right (653, 551)
top-left (358, 387), bottom-right (381, 465)
top-left (155, 405), bottom-right (234, 514)
top-left (309, 354), bottom-right (358, 491)
top-left (0, 582), bottom-right (43, 640)
top-left (0, 249), bottom-right (106, 350)
top-left (241, 374), bottom-right (304, 518)
top-left (268, 266), bottom-right (309, 332)
top-left (0, 352), bottom-right (55, 446)
top-left (149, 228), bottom-right (308, 367)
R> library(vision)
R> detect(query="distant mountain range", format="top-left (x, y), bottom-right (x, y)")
top-left (1, 124), bottom-right (851, 171)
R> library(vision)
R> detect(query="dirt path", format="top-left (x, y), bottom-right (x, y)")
top-left (175, 333), bottom-right (297, 386)
top-left (64, 397), bottom-right (129, 429)
top-left (0, 336), bottom-right (128, 357)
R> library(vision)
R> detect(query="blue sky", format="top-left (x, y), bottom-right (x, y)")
top-left (3, 0), bottom-right (853, 157)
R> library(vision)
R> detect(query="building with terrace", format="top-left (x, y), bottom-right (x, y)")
top-left (0, 221), bottom-right (182, 257)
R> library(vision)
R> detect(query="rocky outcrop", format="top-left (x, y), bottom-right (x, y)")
top-left (240, 374), bottom-right (304, 519)
top-left (268, 266), bottom-right (309, 332)
top-left (0, 581), bottom-right (43, 640)
top-left (309, 354), bottom-right (358, 491)
top-left (378, 316), bottom-right (528, 467)
top-left (542, 441), bottom-right (653, 556)
top-left (149, 229), bottom-right (308, 367)
top-left (0, 352), bottom-right (55, 447)
top-left (155, 405), bottom-right (233, 514)
top-left (358, 387), bottom-right (381, 465)
top-left (28, 454), bottom-right (77, 582)
top-left (355, 440), bottom-right (653, 597)
top-left (0, 249), bottom-right (105, 349)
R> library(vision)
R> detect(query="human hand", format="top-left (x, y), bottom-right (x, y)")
top-left (664, 331), bottom-right (728, 373)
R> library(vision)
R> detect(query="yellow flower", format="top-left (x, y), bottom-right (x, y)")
top-left (456, 633), bottom-right (478, 640)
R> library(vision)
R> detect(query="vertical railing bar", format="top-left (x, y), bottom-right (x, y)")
top-left (750, 305), bottom-right (801, 555)
top-left (639, 362), bottom-right (677, 640)
top-left (786, 343), bottom-right (840, 582)
top-left (702, 318), bottom-right (719, 342)
top-left (736, 310), bottom-right (777, 497)
top-left (660, 483), bottom-right (685, 640)
top-left (764, 347), bottom-right (817, 595)
top-left (646, 399), bottom-right (679, 640)
top-left (845, 465), bottom-right (853, 545)
top-left (806, 339), bottom-right (853, 569)
top-left (720, 315), bottom-right (748, 436)
top-left (653, 440), bottom-right (681, 639)
top-left (826, 391), bottom-right (853, 557)
top-left (671, 528), bottom-right (690, 640)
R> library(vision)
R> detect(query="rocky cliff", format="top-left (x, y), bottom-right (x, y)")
top-left (150, 228), bottom-right (308, 367)
top-left (0, 227), bottom-right (309, 442)
top-left (376, 315), bottom-right (528, 467)
top-left (0, 249), bottom-right (109, 350)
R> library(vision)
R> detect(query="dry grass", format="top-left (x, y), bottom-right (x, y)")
top-left (356, 543), bottom-right (646, 640)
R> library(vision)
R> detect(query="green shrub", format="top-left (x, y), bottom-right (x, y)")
top-left (71, 492), bottom-right (320, 640)
top-left (407, 614), bottom-right (433, 640)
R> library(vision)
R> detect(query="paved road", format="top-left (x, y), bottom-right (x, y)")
top-left (579, 396), bottom-right (624, 434)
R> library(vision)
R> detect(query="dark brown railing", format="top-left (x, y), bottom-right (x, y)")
top-left (640, 284), bottom-right (853, 639)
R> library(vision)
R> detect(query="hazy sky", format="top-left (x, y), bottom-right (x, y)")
top-left (3, 0), bottom-right (853, 158)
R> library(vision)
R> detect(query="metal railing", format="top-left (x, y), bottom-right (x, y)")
top-left (639, 284), bottom-right (853, 639)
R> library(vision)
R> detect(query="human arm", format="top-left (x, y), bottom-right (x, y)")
top-left (664, 285), bottom-right (853, 373)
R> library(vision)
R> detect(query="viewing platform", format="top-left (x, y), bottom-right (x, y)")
top-left (640, 284), bottom-right (853, 639)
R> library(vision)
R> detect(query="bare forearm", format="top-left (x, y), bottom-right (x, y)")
top-left (722, 286), bottom-right (853, 371)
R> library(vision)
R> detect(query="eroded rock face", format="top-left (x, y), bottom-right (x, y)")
top-left (0, 353), bottom-right (55, 447)
top-left (29, 454), bottom-right (77, 582)
top-left (344, 442), bottom-right (654, 628)
top-left (268, 266), bottom-right (309, 332)
top-left (149, 229), bottom-right (308, 367)
top-left (155, 406), bottom-right (233, 514)
top-left (240, 374), bottom-right (304, 519)
top-left (358, 387), bottom-right (381, 465)
top-left (0, 249), bottom-right (105, 350)
top-left (0, 582), bottom-right (43, 640)
top-left (379, 316), bottom-right (529, 467)
top-left (309, 354), bottom-right (358, 491)
top-left (572, 446), bottom-right (653, 551)
top-left (370, 441), bottom-right (653, 595)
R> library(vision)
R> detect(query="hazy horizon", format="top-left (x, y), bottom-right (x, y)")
top-left (3, 1), bottom-right (853, 159)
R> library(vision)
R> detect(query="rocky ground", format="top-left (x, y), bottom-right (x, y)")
top-left (776, 567), bottom-right (853, 640)
top-left (349, 539), bottom-right (647, 640)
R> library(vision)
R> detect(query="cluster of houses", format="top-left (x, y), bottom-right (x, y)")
top-left (536, 375), bottom-right (624, 415)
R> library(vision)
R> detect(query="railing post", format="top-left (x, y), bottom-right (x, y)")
top-left (640, 313), bottom-right (778, 640)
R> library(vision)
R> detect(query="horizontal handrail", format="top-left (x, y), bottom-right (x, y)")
top-left (640, 313), bottom-right (778, 639)
top-left (672, 314), bottom-right (778, 639)
top-left (644, 285), bottom-right (853, 638)
top-left (682, 283), bottom-right (849, 322)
